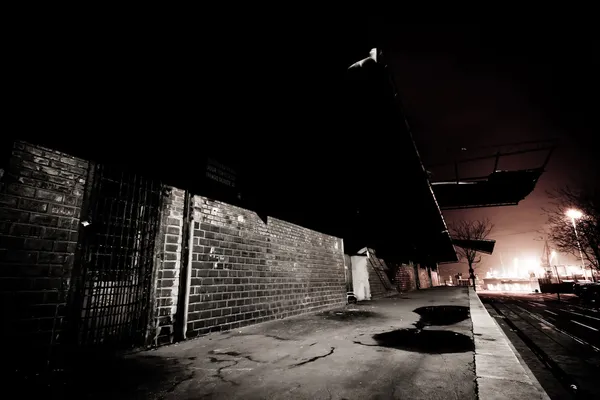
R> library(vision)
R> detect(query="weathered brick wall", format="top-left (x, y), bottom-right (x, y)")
top-left (152, 187), bottom-right (185, 346)
top-left (395, 263), bottom-right (417, 292)
top-left (186, 196), bottom-right (345, 337)
top-left (418, 265), bottom-right (431, 289)
top-left (0, 141), bottom-right (88, 372)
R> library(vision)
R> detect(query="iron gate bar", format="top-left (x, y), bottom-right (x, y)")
top-left (110, 170), bottom-right (131, 343)
top-left (132, 173), bottom-right (148, 342)
top-left (71, 163), bottom-right (163, 348)
top-left (122, 171), bottom-right (138, 344)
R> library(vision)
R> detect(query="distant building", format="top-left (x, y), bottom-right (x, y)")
top-left (482, 278), bottom-right (541, 292)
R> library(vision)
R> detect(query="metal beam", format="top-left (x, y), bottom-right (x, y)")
top-left (428, 145), bottom-right (556, 168)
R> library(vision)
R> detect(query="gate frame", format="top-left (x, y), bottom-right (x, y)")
top-left (66, 162), bottom-right (165, 351)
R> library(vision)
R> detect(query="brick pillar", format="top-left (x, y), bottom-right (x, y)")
top-left (395, 263), bottom-right (417, 292)
top-left (150, 186), bottom-right (185, 346)
top-left (0, 141), bottom-right (88, 375)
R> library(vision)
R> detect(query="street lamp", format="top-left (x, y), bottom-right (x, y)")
top-left (566, 208), bottom-right (588, 280)
top-left (566, 209), bottom-right (583, 220)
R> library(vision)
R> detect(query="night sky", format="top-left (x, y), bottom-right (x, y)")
top-left (10, 20), bottom-right (599, 274)
top-left (378, 23), bottom-right (599, 277)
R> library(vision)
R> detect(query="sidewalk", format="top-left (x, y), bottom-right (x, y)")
top-left (48, 287), bottom-right (548, 399)
top-left (469, 288), bottom-right (549, 400)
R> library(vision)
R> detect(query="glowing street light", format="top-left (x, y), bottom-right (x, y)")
top-left (565, 208), bottom-right (587, 280)
top-left (566, 209), bottom-right (583, 220)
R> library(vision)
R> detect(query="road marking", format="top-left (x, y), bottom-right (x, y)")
top-left (544, 310), bottom-right (558, 316)
top-left (570, 304), bottom-right (599, 313)
top-left (571, 320), bottom-right (599, 331)
top-left (515, 305), bottom-right (600, 352)
top-left (563, 309), bottom-right (600, 321)
top-left (529, 302), bottom-right (546, 308)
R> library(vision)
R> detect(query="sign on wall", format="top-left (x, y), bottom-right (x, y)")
top-left (206, 158), bottom-right (236, 188)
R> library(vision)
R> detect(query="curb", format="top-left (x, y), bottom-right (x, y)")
top-left (469, 288), bottom-right (550, 400)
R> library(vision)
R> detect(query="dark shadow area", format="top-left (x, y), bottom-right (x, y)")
top-left (353, 304), bottom-right (474, 354)
top-left (412, 305), bottom-right (470, 329)
top-left (366, 329), bottom-right (474, 354)
top-left (16, 350), bottom-right (190, 399)
top-left (318, 309), bottom-right (381, 321)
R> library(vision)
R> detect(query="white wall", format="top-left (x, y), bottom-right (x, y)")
top-left (431, 270), bottom-right (440, 287)
top-left (351, 255), bottom-right (371, 301)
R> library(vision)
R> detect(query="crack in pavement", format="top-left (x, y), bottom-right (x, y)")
top-left (265, 334), bottom-right (292, 341)
top-left (208, 351), bottom-right (267, 386)
top-left (352, 340), bottom-right (378, 347)
top-left (208, 350), bottom-right (265, 364)
top-left (243, 354), bottom-right (264, 363)
top-left (209, 357), bottom-right (232, 363)
top-left (166, 371), bottom-right (195, 393)
top-left (231, 333), bottom-right (295, 341)
top-left (290, 347), bottom-right (335, 368)
top-left (214, 360), bottom-right (241, 386)
top-left (470, 328), bottom-right (479, 400)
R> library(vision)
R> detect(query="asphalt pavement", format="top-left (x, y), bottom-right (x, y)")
top-left (479, 292), bottom-right (600, 399)
top-left (46, 287), bottom-right (478, 399)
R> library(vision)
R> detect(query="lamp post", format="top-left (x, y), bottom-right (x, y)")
top-left (566, 209), bottom-right (588, 281)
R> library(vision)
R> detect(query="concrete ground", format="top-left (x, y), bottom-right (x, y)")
top-left (469, 290), bottom-right (550, 400)
top-left (60, 287), bottom-right (477, 399)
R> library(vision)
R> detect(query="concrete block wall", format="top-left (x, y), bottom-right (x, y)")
top-left (185, 196), bottom-right (346, 337)
top-left (0, 141), bottom-right (88, 371)
top-left (343, 254), bottom-right (352, 291)
top-left (395, 263), bottom-right (417, 292)
top-left (431, 270), bottom-right (440, 286)
top-left (152, 187), bottom-right (185, 346)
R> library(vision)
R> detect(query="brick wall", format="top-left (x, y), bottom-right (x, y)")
top-left (395, 263), bottom-right (417, 292)
top-left (151, 187), bottom-right (185, 346)
top-left (418, 264), bottom-right (431, 289)
top-left (0, 141), bottom-right (88, 372)
top-left (185, 196), bottom-right (345, 337)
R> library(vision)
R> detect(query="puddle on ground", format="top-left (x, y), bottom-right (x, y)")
top-left (353, 305), bottom-right (474, 354)
top-left (355, 329), bottom-right (474, 354)
top-left (319, 310), bottom-right (380, 321)
top-left (412, 305), bottom-right (469, 329)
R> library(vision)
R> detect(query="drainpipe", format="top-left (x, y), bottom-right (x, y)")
top-left (176, 191), bottom-right (194, 341)
top-left (341, 238), bottom-right (346, 285)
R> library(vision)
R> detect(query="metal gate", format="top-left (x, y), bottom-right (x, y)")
top-left (71, 163), bottom-right (163, 348)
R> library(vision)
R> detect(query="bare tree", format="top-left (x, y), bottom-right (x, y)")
top-left (545, 184), bottom-right (600, 277)
top-left (450, 218), bottom-right (494, 290)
